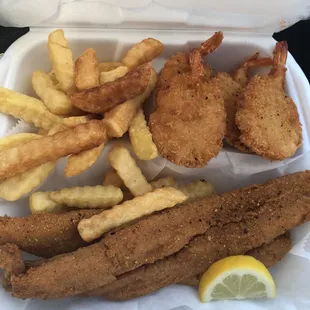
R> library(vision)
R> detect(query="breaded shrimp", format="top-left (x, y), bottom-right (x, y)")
top-left (215, 53), bottom-right (272, 152)
top-left (150, 33), bottom-right (226, 167)
top-left (236, 41), bottom-right (302, 160)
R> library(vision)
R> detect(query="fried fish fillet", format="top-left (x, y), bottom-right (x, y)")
top-left (236, 41), bottom-right (302, 160)
top-left (70, 63), bottom-right (151, 113)
top-left (150, 33), bottom-right (226, 167)
top-left (0, 210), bottom-right (100, 258)
top-left (8, 171), bottom-right (310, 299)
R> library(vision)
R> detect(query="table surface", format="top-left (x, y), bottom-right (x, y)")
top-left (0, 21), bottom-right (309, 80)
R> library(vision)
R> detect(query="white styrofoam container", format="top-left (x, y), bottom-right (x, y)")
top-left (1, 1), bottom-right (310, 310)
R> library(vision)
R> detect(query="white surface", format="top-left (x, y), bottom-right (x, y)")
top-left (0, 28), bottom-right (310, 309)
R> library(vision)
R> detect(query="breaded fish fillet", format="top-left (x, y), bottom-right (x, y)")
top-left (7, 171), bottom-right (310, 299)
top-left (0, 210), bottom-right (100, 258)
top-left (236, 41), bottom-right (302, 160)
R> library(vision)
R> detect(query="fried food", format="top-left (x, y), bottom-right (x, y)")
top-left (78, 187), bottom-right (188, 242)
top-left (29, 192), bottom-right (68, 214)
top-left (0, 88), bottom-right (63, 130)
top-left (178, 180), bottom-right (215, 201)
top-left (70, 63), bottom-right (151, 113)
top-left (103, 169), bottom-right (123, 188)
top-left (48, 29), bottom-right (76, 94)
top-left (121, 38), bottom-right (164, 69)
top-left (100, 66), bottom-right (128, 84)
top-left (129, 108), bottom-right (158, 160)
top-left (104, 68), bottom-right (157, 138)
top-left (8, 171), bottom-right (310, 299)
top-left (65, 143), bottom-right (105, 177)
top-left (236, 41), bottom-right (302, 160)
top-left (98, 62), bottom-right (123, 73)
top-left (32, 70), bottom-right (75, 115)
top-left (215, 54), bottom-right (272, 152)
top-left (150, 33), bottom-right (226, 167)
top-left (151, 176), bottom-right (177, 189)
top-left (63, 115), bottom-right (92, 127)
top-left (48, 70), bottom-right (58, 84)
top-left (181, 233), bottom-right (292, 287)
top-left (0, 210), bottom-right (100, 258)
top-left (108, 145), bottom-right (152, 196)
top-left (0, 133), bottom-right (55, 201)
top-left (49, 185), bottom-right (123, 209)
top-left (0, 120), bottom-right (107, 181)
top-left (75, 48), bottom-right (100, 90)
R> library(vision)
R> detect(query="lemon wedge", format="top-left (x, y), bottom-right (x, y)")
top-left (199, 255), bottom-right (276, 302)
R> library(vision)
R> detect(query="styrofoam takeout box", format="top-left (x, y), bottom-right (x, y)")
top-left (1, 1), bottom-right (310, 310)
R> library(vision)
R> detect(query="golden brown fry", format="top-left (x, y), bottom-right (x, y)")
top-left (0, 120), bottom-right (107, 181)
top-left (121, 38), bottom-right (164, 69)
top-left (63, 115), bottom-right (92, 127)
top-left (151, 176), bottom-right (177, 189)
top-left (70, 63), bottom-right (151, 114)
top-left (48, 70), bottom-right (58, 84)
top-left (0, 134), bottom-right (55, 201)
top-left (47, 124), bottom-right (68, 135)
top-left (78, 187), bottom-right (188, 242)
top-left (48, 29), bottom-right (75, 94)
top-left (104, 69), bottom-right (157, 138)
top-left (108, 145), bottom-right (152, 196)
top-left (100, 66), bottom-right (128, 84)
top-left (178, 180), bottom-right (215, 202)
top-left (49, 185), bottom-right (123, 209)
top-left (75, 48), bottom-right (100, 91)
top-left (65, 143), bottom-right (105, 177)
top-left (32, 70), bottom-right (75, 115)
top-left (29, 192), bottom-right (67, 214)
top-left (129, 108), bottom-right (158, 160)
top-left (38, 128), bottom-right (48, 136)
top-left (98, 62), bottom-right (123, 73)
top-left (103, 169), bottom-right (124, 188)
top-left (0, 88), bottom-right (63, 131)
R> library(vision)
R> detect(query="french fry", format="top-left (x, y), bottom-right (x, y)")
top-left (103, 169), bottom-right (123, 188)
top-left (104, 68), bottom-right (157, 138)
top-left (38, 128), bottom-right (48, 136)
top-left (151, 176), bottom-right (177, 189)
top-left (108, 145), bottom-right (152, 196)
top-left (48, 123), bottom-right (68, 135)
top-left (75, 48), bottom-right (100, 91)
top-left (63, 115), bottom-right (93, 127)
top-left (29, 192), bottom-right (67, 214)
top-left (70, 62), bottom-right (151, 114)
top-left (0, 120), bottom-right (107, 181)
top-left (98, 62), bottom-right (123, 73)
top-left (49, 185), bottom-right (123, 209)
top-left (121, 38), bottom-right (164, 69)
top-left (0, 134), bottom-right (55, 201)
top-left (178, 180), bottom-right (215, 202)
top-left (32, 70), bottom-right (75, 115)
top-left (48, 70), bottom-right (58, 84)
top-left (129, 108), bottom-right (158, 160)
top-left (48, 29), bottom-right (75, 94)
top-left (78, 187), bottom-right (188, 242)
top-left (0, 88), bottom-right (63, 131)
top-left (65, 143), bottom-right (105, 177)
top-left (99, 66), bottom-right (128, 84)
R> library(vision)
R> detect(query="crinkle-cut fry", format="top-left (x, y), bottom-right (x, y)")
top-left (65, 143), bottom-right (105, 177)
top-left (0, 120), bottom-right (107, 181)
top-left (0, 133), bottom-right (55, 201)
top-left (151, 176), bottom-right (177, 189)
top-left (103, 169), bottom-right (124, 188)
top-left (49, 185), bottom-right (123, 209)
top-left (32, 70), bottom-right (75, 115)
top-left (100, 66), bottom-right (129, 84)
top-left (129, 108), bottom-right (158, 160)
top-left (48, 70), bottom-right (58, 84)
top-left (98, 62), bottom-right (123, 73)
top-left (75, 48), bottom-right (100, 91)
top-left (48, 29), bottom-right (76, 94)
top-left (70, 62), bottom-right (151, 114)
top-left (29, 192), bottom-right (68, 214)
top-left (63, 115), bottom-right (93, 127)
top-left (78, 187), bottom-right (188, 242)
top-left (0, 88), bottom-right (63, 131)
top-left (104, 68), bottom-right (157, 138)
top-left (108, 145), bottom-right (152, 196)
top-left (178, 180), bottom-right (215, 202)
top-left (121, 38), bottom-right (164, 69)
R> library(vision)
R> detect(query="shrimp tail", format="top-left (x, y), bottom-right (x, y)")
top-left (189, 48), bottom-right (206, 81)
top-left (200, 32), bottom-right (224, 56)
top-left (269, 41), bottom-right (288, 86)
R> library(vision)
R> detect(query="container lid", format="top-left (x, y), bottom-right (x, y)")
top-left (0, 0), bottom-right (310, 33)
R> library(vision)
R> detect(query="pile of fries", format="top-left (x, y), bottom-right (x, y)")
top-left (0, 29), bottom-right (165, 201)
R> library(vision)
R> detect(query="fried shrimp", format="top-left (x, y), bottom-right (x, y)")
top-left (236, 41), bottom-right (302, 160)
